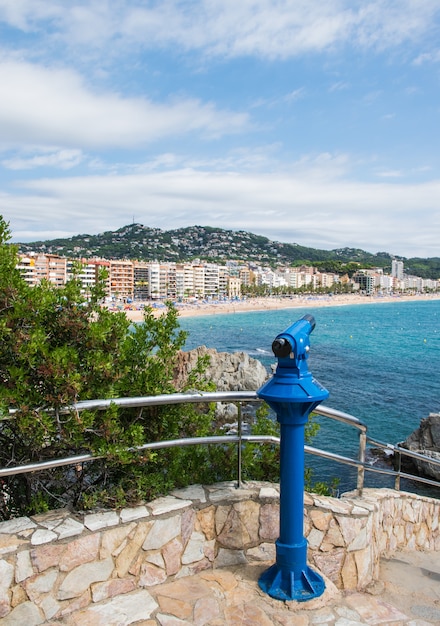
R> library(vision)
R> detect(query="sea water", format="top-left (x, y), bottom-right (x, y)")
top-left (180, 299), bottom-right (440, 494)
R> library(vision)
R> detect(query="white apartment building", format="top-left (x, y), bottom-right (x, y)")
top-left (16, 255), bottom-right (39, 286)
top-left (204, 264), bottom-right (219, 298)
top-left (17, 254), bottom-right (67, 288)
top-left (192, 265), bottom-right (205, 298)
top-left (391, 260), bottom-right (404, 280)
top-left (175, 264), bottom-right (195, 300)
top-left (318, 273), bottom-right (335, 289)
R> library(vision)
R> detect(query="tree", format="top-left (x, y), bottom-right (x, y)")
top-left (0, 216), bottom-right (213, 518)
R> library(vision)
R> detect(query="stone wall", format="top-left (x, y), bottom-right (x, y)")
top-left (0, 483), bottom-right (439, 624)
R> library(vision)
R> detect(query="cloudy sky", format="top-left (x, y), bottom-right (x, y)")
top-left (1, 0), bottom-right (439, 257)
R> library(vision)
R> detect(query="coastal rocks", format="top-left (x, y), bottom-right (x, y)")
top-left (173, 346), bottom-right (268, 392)
top-left (399, 413), bottom-right (440, 481)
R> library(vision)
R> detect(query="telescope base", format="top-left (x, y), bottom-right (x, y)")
top-left (258, 562), bottom-right (325, 602)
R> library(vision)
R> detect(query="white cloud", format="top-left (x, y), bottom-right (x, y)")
top-left (4, 167), bottom-right (440, 257)
top-left (328, 81), bottom-right (349, 92)
top-left (0, 60), bottom-right (248, 150)
top-left (375, 169), bottom-right (403, 178)
top-left (2, 148), bottom-right (83, 170)
top-left (413, 49), bottom-right (440, 65)
top-left (2, 1), bottom-right (439, 61)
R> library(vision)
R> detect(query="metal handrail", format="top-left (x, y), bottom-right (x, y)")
top-left (1, 393), bottom-right (439, 496)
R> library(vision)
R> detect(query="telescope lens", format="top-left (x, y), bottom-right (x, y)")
top-left (272, 337), bottom-right (292, 358)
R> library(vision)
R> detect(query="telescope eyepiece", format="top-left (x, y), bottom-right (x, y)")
top-left (272, 337), bottom-right (292, 358)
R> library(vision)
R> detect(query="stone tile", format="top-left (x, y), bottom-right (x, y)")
top-left (259, 503), bottom-right (279, 541)
top-left (116, 522), bottom-right (151, 578)
top-left (142, 517), bottom-right (181, 551)
top-left (345, 592), bottom-right (410, 624)
top-left (139, 562), bottom-right (167, 587)
top-left (58, 557), bottom-right (114, 600)
top-left (0, 516), bottom-right (37, 535)
top-left (156, 615), bottom-right (190, 625)
top-left (69, 589), bottom-right (158, 625)
top-left (32, 510), bottom-right (69, 531)
top-left (172, 484), bottom-right (207, 503)
top-left (59, 533), bottom-right (101, 572)
top-left (100, 524), bottom-right (135, 559)
top-left (259, 486), bottom-right (279, 499)
top-left (152, 577), bottom-right (212, 603)
top-left (149, 496), bottom-right (192, 516)
top-left (120, 505), bottom-right (149, 523)
top-left (199, 569), bottom-right (238, 593)
top-left (84, 511), bottom-right (119, 531)
top-left (309, 509), bottom-right (333, 531)
top-left (55, 517), bottom-right (85, 540)
top-left (58, 588), bottom-right (91, 618)
top-left (40, 594), bottom-right (61, 621)
top-left (307, 528), bottom-right (325, 550)
top-left (215, 548), bottom-right (247, 567)
top-left (246, 542), bottom-right (276, 562)
top-left (91, 577), bottom-right (136, 603)
top-left (11, 583), bottom-right (27, 608)
top-left (196, 506), bottom-right (216, 541)
top-left (312, 548), bottom-right (345, 587)
top-left (193, 595), bottom-right (221, 625)
top-left (203, 539), bottom-right (215, 562)
top-left (336, 516), bottom-right (366, 547)
top-left (206, 484), bottom-right (251, 504)
top-left (15, 550), bottom-right (33, 583)
top-left (30, 543), bottom-right (65, 573)
top-left (30, 529), bottom-right (57, 545)
top-left (162, 537), bottom-right (183, 576)
top-left (145, 549), bottom-right (165, 568)
top-left (25, 570), bottom-right (58, 601)
top-left (313, 497), bottom-right (353, 515)
top-left (216, 500), bottom-right (260, 549)
top-left (224, 602), bottom-right (275, 625)
top-left (156, 594), bottom-right (193, 619)
top-left (182, 531), bottom-right (205, 565)
top-left (181, 508), bottom-right (196, 547)
top-left (0, 600), bottom-right (45, 625)
top-left (309, 607), bottom-right (337, 623)
top-left (0, 534), bottom-right (27, 556)
top-left (0, 559), bottom-right (14, 595)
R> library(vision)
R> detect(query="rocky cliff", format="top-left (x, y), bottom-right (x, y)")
top-left (399, 413), bottom-right (440, 481)
top-left (174, 346), bottom-right (268, 392)
top-left (173, 346), bottom-right (269, 427)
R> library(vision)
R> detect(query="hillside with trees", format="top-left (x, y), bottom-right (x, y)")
top-left (17, 223), bottom-right (440, 279)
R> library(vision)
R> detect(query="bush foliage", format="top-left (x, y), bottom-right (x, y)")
top-left (0, 216), bottom-right (223, 518)
top-left (0, 216), bottom-right (330, 520)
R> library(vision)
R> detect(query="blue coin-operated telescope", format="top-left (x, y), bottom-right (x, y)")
top-left (257, 314), bottom-right (329, 602)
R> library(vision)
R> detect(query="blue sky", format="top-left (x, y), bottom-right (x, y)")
top-left (1, 1), bottom-right (439, 258)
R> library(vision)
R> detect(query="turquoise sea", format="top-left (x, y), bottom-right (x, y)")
top-left (179, 299), bottom-right (440, 494)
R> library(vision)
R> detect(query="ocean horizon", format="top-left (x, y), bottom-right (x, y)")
top-left (179, 299), bottom-right (440, 495)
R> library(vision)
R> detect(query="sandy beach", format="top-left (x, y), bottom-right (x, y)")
top-left (120, 293), bottom-right (440, 323)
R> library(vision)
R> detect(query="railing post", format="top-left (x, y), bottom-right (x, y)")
top-left (357, 431), bottom-right (366, 496)
top-left (394, 448), bottom-right (401, 491)
top-left (236, 402), bottom-right (242, 488)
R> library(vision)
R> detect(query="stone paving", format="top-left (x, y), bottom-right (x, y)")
top-left (18, 550), bottom-right (437, 625)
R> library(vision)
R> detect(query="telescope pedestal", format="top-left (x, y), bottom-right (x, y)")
top-left (257, 315), bottom-right (329, 602)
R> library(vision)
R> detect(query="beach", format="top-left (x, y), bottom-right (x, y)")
top-left (121, 293), bottom-right (440, 322)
